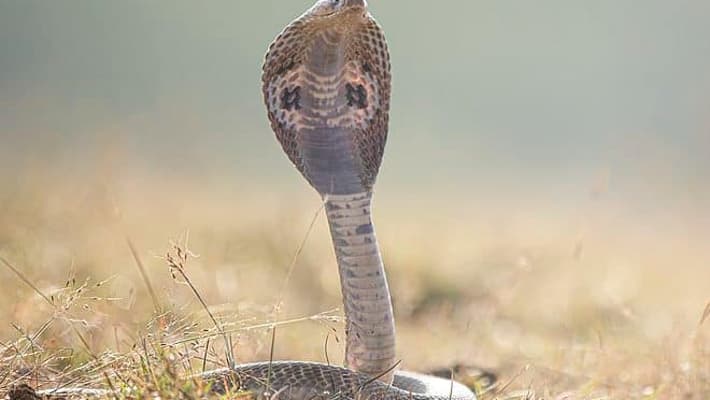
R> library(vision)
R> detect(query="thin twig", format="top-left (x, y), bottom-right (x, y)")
top-left (274, 200), bottom-right (327, 314)
top-left (166, 309), bottom-right (340, 346)
top-left (0, 256), bottom-right (53, 305)
top-left (448, 368), bottom-right (454, 400)
top-left (359, 360), bottom-right (401, 390)
top-left (126, 236), bottom-right (161, 313)
top-left (492, 364), bottom-right (530, 397)
top-left (701, 301), bottom-right (710, 326)
top-left (266, 326), bottom-right (277, 395)
top-left (166, 234), bottom-right (234, 366)
top-left (142, 337), bottom-right (160, 389)
top-left (324, 332), bottom-right (332, 366)
top-left (202, 338), bottom-right (210, 373)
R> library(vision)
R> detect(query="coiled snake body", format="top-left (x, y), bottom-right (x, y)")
top-left (28, 1), bottom-right (477, 399)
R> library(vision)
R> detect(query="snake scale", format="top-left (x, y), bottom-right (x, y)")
top-left (19, 1), bottom-right (477, 399)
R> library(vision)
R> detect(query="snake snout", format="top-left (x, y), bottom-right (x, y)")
top-left (344, 0), bottom-right (367, 8)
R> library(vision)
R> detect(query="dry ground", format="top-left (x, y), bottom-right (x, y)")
top-left (0, 171), bottom-right (708, 399)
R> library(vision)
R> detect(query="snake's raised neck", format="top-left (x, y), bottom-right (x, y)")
top-left (262, 0), bottom-right (394, 382)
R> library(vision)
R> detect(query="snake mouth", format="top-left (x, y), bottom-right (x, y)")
top-left (312, 1), bottom-right (367, 19)
top-left (319, 7), bottom-right (365, 17)
top-left (317, 7), bottom-right (366, 22)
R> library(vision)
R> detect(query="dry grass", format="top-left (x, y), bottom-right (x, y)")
top-left (0, 172), bottom-right (708, 399)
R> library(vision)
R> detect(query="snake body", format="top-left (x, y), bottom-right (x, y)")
top-left (32, 363), bottom-right (472, 400)
top-left (25, 2), bottom-right (477, 399)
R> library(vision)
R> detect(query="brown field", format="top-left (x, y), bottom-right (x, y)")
top-left (1, 170), bottom-right (708, 399)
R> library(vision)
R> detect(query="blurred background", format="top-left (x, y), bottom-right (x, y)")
top-left (1, 1), bottom-right (709, 397)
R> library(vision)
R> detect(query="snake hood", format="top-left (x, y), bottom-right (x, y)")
top-left (263, 0), bottom-right (395, 379)
top-left (262, 0), bottom-right (390, 195)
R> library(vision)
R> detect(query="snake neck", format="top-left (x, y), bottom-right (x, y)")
top-left (325, 192), bottom-right (396, 383)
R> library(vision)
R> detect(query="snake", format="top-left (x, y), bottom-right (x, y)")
top-left (257, 1), bottom-right (477, 399)
top-left (17, 1), bottom-right (477, 399)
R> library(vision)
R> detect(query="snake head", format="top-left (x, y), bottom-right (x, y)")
top-left (306, 0), bottom-right (368, 19)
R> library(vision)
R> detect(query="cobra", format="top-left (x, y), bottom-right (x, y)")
top-left (260, 1), bottom-right (477, 399)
